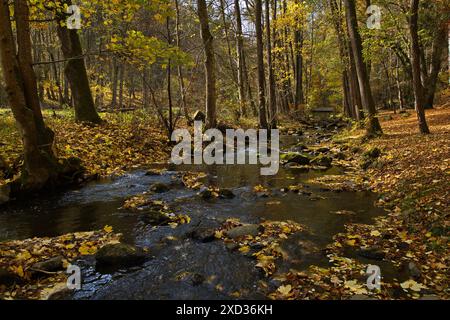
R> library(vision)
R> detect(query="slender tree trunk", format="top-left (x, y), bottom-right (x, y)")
top-left (395, 57), bottom-right (405, 112)
top-left (219, 0), bottom-right (238, 84)
top-left (344, 0), bottom-right (382, 136)
top-left (167, 16), bottom-right (174, 137)
top-left (197, 0), bottom-right (217, 128)
top-left (265, 0), bottom-right (277, 128)
top-left (234, 0), bottom-right (247, 117)
top-left (111, 57), bottom-right (119, 110)
top-left (409, 0), bottom-right (430, 134)
top-left (255, 0), bottom-right (268, 128)
top-left (175, 0), bottom-right (189, 120)
top-left (118, 66), bottom-right (124, 110)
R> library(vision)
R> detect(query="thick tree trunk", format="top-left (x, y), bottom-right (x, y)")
top-left (15, 0), bottom-right (56, 154)
top-left (424, 24), bottom-right (447, 109)
top-left (255, 0), bottom-right (268, 129)
top-left (344, 0), bottom-right (382, 136)
top-left (409, 0), bottom-right (430, 134)
top-left (56, 1), bottom-right (101, 124)
top-left (197, 0), bottom-right (217, 128)
top-left (0, 0), bottom-right (57, 189)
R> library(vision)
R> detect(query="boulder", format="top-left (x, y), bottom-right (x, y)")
top-left (189, 227), bottom-right (217, 243)
top-left (31, 256), bottom-right (64, 275)
top-left (363, 147), bottom-right (381, 159)
top-left (280, 152), bottom-right (310, 165)
top-left (150, 183), bottom-right (170, 193)
top-left (199, 189), bottom-right (214, 200)
top-left (145, 169), bottom-right (163, 176)
top-left (0, 268), bottom-right (23, 286)
top-left (357, 247), bottom-right (385, 261)
top-left (226, 224), bottom-right (264, 239)
top-left (0, 184), bottom-right (10, 205)
top-left (311, 155), bottom-right (333, 168)
top-left (218, 189), bottom-right (235, 199)
top-left (139, 211), bottom-right (171, 226)
top-left (95, 243), bottom-right (147, 269)
top-left (407, 262), bottom-right (422, 280)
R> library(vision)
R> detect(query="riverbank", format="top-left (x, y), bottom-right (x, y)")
top-left (271, 106), bottom-right (449, 300)
top-left (0, 109), bottom-right (169, 203)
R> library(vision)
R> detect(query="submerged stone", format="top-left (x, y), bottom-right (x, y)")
top-left (150, 183), bottom-right (170, 193)
top-left (95, 243), bottom-right (147, 269)
top-left (0, 184), bottom-right (10, 205)
top-left (226, 224), bottom-right (264, 239)
top-left (218, 189), bottom-right (235, 199)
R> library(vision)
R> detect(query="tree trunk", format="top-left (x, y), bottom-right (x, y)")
top-left (409, 0), bottom-right (430, 134)
top-left (395, 57), bottom-right (405, 112)
top-left (197, 0), bottom-right (217, 128)
top-left (234, 0), bottom-right (247, 117)
top-left (175, 0), bottom-right (189, 120)
top-left (265, 0), bottom-right (277, 128)
top-left (219, 0), bottom-right (238, 85)
top-left (111, 57), bottom-right (119, 110)
top-left (255, 0), bottom-right (268, 129)
top-left (344, 0), bottom-right (382, 136)
top-left (56, 1), bottom-right (101, 124)
top-left (424, 24), bottom-right (447, 109)
top-left (0, 0), bottom-right (57, 189)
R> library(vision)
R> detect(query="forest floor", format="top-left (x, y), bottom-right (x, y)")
top-left (270, 106), bottom-right (449, 300)
top-left (0, 109), bottom-right (169, 188)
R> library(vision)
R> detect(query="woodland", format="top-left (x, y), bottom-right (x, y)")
top-left (0, 0), bottom-right (448, 301)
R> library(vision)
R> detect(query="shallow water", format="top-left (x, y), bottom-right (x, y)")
top-left (0, 135), bottom-right (391, 299)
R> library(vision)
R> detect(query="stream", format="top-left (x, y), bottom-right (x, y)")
top-left (0, 133), bottom-right (393, 300)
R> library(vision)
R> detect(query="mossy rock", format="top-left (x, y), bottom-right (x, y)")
top-left (280, 152), bottom-right (311, 165)
top-left (363, 147), bottom-right (381, 159)
top-left (311, 155), bottom-right (333, 168)
top-left (150, 183), bottom-right (170, 193)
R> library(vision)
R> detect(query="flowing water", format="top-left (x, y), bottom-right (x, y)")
top-left (0, 134), bottom-right (394, 299)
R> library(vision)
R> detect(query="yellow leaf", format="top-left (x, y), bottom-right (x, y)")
top-left (13, 265), bottom-right (25, 278)
top-left (370, 230), bottom-right (381, 237)
top-left (239, 246), bottom-right (250, 253)
top-left (79, 245), bottom-right (97, 255)
top-left (400, 280), bottom-right (427, 292)
top-left (104, 225), bottom-right (113, 233)
top-left (277, 285), bottom-right (292, 296)
top-left (16, 250), bottom-right (32, 261)
top-left (346, 239), bottom-right (357, 246)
